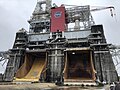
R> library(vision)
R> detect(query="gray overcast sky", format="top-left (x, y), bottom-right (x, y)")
top-left (0, 0), bottom-right (120, 73)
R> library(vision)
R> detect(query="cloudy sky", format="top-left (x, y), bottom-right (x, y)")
top-left (0, 0), bottom-right (120, 51)
top-left (0, 0), bottom-right (120, 73)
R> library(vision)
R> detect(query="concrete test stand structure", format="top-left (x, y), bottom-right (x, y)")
top-left (0, 0), bottom-right (118, 85)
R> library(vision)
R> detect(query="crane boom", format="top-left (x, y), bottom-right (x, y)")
top-left (90, 6), bottom-right (115, 17)
top-left (90, 6), bottom-right (114, 12)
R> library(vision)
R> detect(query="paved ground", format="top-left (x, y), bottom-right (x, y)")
top-left (0, 83), bottom-right (57, 90)
top-left (0, 83), bottom-right (110, 90)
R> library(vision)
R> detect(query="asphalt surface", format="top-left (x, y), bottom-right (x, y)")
top-left (0, 83), bottom-right (110, 90)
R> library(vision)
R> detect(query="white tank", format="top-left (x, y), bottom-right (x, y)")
top-left (74, 20), bottom-right (80, 30)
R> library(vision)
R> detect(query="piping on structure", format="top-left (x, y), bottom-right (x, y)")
top-left (0, 0), bottom-right (118, 86)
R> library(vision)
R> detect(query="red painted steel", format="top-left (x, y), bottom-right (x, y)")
top-left (50, 6), bottom-right (66, 32)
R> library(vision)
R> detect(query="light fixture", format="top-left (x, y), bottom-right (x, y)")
top-left (72, 52), bottom-right (75, 54)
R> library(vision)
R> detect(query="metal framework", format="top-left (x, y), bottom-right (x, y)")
top-left (28, 0), bottom-right (51, 33)
top-left (66, 5), bottom-right (95, 30)
top-left (109, 45), bottom-right (120, 71)
top-left (0, 0), bottom-right (118, 85)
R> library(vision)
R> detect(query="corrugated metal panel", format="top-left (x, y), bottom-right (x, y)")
top-left (28, 30), bottom-right (91, 42)
top-left (28, 33), bottom-right (50, 42)
top-left (64, 30), bottom-right (91, 39)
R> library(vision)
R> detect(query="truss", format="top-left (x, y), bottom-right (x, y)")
top-left (109, 45), bottom-right (120, 71)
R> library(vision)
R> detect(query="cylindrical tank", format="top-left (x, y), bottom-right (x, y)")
top-left (74, 20), bottom-right (80, 30)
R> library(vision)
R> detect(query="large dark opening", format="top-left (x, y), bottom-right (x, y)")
top-left (64, 50), bottom-right (95, 80)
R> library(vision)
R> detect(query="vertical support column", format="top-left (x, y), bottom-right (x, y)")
top-left (46, 31), bottom-right (65, 85)
top-left (90, 51), bottom-right (96, 80)
top-left (63, 52), bottom-right (68, 79)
